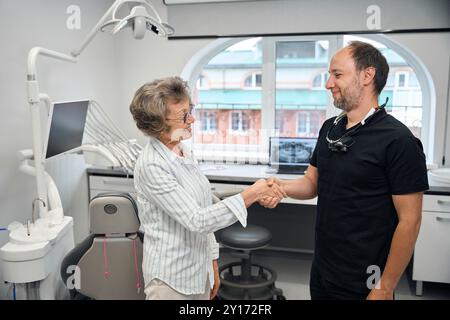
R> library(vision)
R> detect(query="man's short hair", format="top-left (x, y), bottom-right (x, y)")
top-left (129, 76), bottom-right (191, 137)
top-left (347, 41), bottom-right (390, 95)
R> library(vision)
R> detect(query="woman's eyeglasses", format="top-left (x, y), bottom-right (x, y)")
top-left (166, 104), bottom-right (195, 124)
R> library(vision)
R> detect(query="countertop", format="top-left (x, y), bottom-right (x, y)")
top-left (86, 165), bottom-right (450, 196)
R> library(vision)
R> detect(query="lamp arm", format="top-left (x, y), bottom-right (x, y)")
top-left (71, 0), bottom-right (126, 57)
top-left (26, 48), bottom-right (77, 219)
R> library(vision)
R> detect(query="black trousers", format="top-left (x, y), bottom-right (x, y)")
top-left (309, 266), bottom-right (369, 300)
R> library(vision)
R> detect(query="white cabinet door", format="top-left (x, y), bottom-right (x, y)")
top-left (413, 210), bottom-right (450, 284)
top-left (423, 195), bottom-right (450, 212)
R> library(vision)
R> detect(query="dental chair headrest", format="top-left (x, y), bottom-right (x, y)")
top-left (90, 193), bottom-right (140, 235)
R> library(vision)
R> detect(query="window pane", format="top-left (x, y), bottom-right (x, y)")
top-left (192, 38), bottom-right (263, 162)
top-left (208, 113), bottom-right (217, 130)
top-left (275, 40), bottom-right (328, 138)
top-left (398, 73), bottom-right (406, 87)
top-left (277, 41), bottom-right (316, 59)
top-left (255, 73), bottom-right (262, 87)
top-left (343, 36), bottom-right (423, 139)
top-left (312, 74), bottom-right (322, 87)
top-left (231, 112), bottom-right (240, 130)
top-left (244, 75), bottom-right (253, 87)
top-left (199, 110), bottom-right (217, 132)
top-left (409, 73), bottom-right (419, 87)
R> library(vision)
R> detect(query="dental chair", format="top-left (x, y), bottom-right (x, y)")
top-left (60, 193), bottom-right (145, 300)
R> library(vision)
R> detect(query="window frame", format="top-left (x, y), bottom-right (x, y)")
top-left (229, 110), bottom-right (250, 134)
top-left (196, 73), bottom-right (210, 90)
top-left (200, 110), bottom-right (217, 133)
top-left (296, 112), bottom-right (311, 135)
top-left (395, 71), bottom-right (409, 88)
top-left (311, 71), bottom-right (328, 89)
top-left (243, 71), bottom-right (262, 89)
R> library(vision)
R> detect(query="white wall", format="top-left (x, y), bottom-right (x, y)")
top-left (166, 0), bottom-right (450, 38)
top-left (0, 0), bottom-right (119, 299)
top-left (114, 0), bottom-right (211, 147)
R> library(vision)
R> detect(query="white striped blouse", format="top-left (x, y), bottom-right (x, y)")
top-left (133, 137), bottom-right (248, 295)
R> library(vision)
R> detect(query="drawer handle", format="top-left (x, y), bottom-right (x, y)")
top-left (102, 180), bottom-right (133, 186)
top-left (437, 200), bottom-right (450, 206)
top-left (436, 216), bottom-right (450, 222)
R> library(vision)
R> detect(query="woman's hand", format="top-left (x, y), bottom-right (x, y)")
top-left (241, 179), bottom-right (287, 207)
top-left (210, 259), bottom-right (220, 299)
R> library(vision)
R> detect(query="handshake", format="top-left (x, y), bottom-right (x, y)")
top-left (249, 177), bottom-right (287, 209)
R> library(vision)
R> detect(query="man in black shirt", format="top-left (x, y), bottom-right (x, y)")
top-left (260, 41), bottom-right (428, 300)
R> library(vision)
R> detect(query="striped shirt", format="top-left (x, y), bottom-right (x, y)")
top-left (134, 137), bottom-right (247, 295)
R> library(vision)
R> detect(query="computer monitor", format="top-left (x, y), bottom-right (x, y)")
top-left (269, 137), bottom-right (317, 174)
top-left (43, 100), bottom-right (89, 159)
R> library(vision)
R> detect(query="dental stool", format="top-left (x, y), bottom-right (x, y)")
top-left (60, 193), bottom-right (145, 300)
top-left (217, 224), bottom-right (285, 300)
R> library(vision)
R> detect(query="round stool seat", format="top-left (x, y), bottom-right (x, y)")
top-left (220, 225), bottom-right (272, 250)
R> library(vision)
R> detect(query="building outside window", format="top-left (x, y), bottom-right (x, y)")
top-left (297, 113), bottom-right (310, 135)
top-left (312, 72), bottom-right (328, 88)
top-left (200, 110), bottom-right (217, 132)
top-left (230, 111), bottom-right (250, 132)
top-left (196, 73), bottom-right (209, 89)
top-left (244, 72), bottom-right (262, 88)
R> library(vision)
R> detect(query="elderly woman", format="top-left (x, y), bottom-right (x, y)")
top-left (130, 76), bottom-right (285, 300)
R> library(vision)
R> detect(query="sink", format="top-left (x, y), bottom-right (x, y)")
top-left (8, 219), bottom-right (60, 245)
top-left (428, 168), bottom-right (450, 187)
top-left (9, 225), bottom-right (51, 244)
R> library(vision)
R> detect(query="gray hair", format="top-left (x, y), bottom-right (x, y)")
top-left (129, 76), bottom-right (191, 137)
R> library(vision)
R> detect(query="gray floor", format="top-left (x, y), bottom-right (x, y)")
top-left (218, 249), bottom-right (450, 300)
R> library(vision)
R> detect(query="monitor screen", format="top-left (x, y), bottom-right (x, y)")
top-left (269, 137), bottom-right (317, 167)
top-left (44, 100), bottom-right (89, 159)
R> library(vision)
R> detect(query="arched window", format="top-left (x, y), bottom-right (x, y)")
top-left (182, 35), bottom-right (433, 163)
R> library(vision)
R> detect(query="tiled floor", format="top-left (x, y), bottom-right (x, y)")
top-left (218, 249), bottom-right (450, 300)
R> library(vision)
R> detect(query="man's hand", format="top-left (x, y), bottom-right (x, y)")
top-left (367, 288), bottom-right (394, 300)
top-left (210, 259), bottom-right (220, 299)
top-left (258, 177), bottom-right (285, 208)
top-left (241, 178), bottom-right (287, 208)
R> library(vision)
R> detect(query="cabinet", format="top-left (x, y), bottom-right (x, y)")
top-left (89, 175), bottom-right (135, 200)
top-left (413, 194), bottom-right (450, 295)
top-left (87, 173), bottom-right (317, 253)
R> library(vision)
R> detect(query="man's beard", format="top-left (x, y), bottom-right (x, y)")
top-left (333, 79), bottom-right (362, 112)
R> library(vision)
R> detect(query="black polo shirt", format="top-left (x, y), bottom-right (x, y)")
top-left (309, 108), bottom-right (429, 294)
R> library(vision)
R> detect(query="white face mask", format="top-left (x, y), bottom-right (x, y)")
top-left (169, 127), bottom-right (192, 142)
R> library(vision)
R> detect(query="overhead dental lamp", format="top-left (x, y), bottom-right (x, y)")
top-left (72, 0), bottom-right (174, 56)
top-left (107, 4), bottom-right (174, 39)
